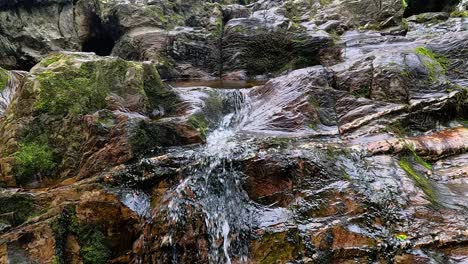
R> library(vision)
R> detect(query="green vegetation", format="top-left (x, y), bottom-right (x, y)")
top-left (53, 206), bottom-right (110, 264)
top-left (351, 86), bottom-right (370, 98)
top-left (406, 145), bottom-right (433, 170)
top-left (39, 53), bottom-right (64, 67)
top-left (0, 67), bottom-right (8, 92)
top-left (395, 233), bottom-right (408, 241)
top-left (402, 0), bottom-right (408, 9)
top-left (450, 10), bottom-right (468, 18)
top-left (0, 193), bottom-right (39, 226)
top-left (384, 120), bottom-right (407, 137)
top-left (319, 0), bottom-right (333, 6)
top-left (13, 141), bottom-right (55, 185)
top-left (415, 46), bottom-right (449, 82)
top-left (143, 5), bottom-right (184, 29)
top-left (34, 54), bottom-right (159, 116)
top-left (284, 1), bottom-right (300, 22)
top-left (8, 53), bottom-right (169, 184)
top-left (143, 63), bottom-right (179, 112)
top-left (188, 114), bottom-right (209, 139)
top-left (398, 157), bottom-right (437, 204)
top-left (129, 121), bottom-right (153, 155)
top-left (251, 231), bottom-right (304, 263)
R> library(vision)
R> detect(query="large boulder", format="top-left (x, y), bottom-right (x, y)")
top-left (0, 52), bottom-right (183, 187)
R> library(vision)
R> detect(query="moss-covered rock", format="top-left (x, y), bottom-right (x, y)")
top-left (0, 52), bottom-right (180, 187)
top-left (0, 192), bottom-right (39, 228)
top-left (0, 67), bottom-right (8, 92)
top-left (251, 230), bottom-right (305, 263)
top-left (48, 190), bottom-right (140, 263)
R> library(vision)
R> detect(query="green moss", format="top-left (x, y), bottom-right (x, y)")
top-left (143, 63), bottom-right (178, 112)
top-left (456, 118), bottom-right (468, 127)
top-left (80, 228), bottom-right (111, 264)
top-left (13, 141), bottom-right (55, 185)
top-left (0, 193), bottom-right (39, 226)
top-left (415, 46), bottom-right (450, 82)
top-left (40, 53), bottom-right (65, 67)
top-left (352, 86), bottom-right (371, 98)
top-left (402, 143), bottom-right (433, 170)
top-left (129, 121), bottom-right (153, 155)
top-left (398, 157), bottom-right (438, 204)
top-left (385, 121), bottom-right (407, 137)
top-left (53, 205), bottom-right (110, 264)
top-left (35, 54), bottom-right (149, 116)
top-left (252, 231), bottom-right (304, 263)
top-left (450, 10), bottom-right (468, 18)
top-left (402, 0), bottom-right (408, 9)
top-left (188, 113), bottom-right (209, 139)
top-left (0, 67), bottom-right (8, 92)
top-left (284, 1), bottom-right (300, 22)
top-left (400, 69), bottom-right (410, 78)
top-left (401, 18), bottom-right (409, 31)
top-left (319, 0), bottom-right (332, 6)
top-left (395, 233), bottom-right (408, 241)
top-left (341, 168), bottom-right (351, 181)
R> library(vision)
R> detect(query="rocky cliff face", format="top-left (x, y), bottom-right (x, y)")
top-left (0, 0), bottom-right (467, 263)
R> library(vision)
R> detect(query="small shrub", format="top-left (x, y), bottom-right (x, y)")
top-left (14, 142), bottom-right (55, 185)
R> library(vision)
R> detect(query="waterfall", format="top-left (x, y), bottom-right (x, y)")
top-left (0, 71), bottom-right (26, 116)
top-left (166, 88), bottom-right (254, 263)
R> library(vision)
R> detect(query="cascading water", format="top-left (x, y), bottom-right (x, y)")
top-left (166, 88), bottom-right (255, 263)
top-left (0, 71), bottom-right (25, 116)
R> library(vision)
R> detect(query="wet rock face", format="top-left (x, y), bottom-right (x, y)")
top-left (404, 0), bottom-right (461, 16)
top-left (0, 0), bottom-right (107, 70)
top-left (0, 1), bottom-right (467, 264)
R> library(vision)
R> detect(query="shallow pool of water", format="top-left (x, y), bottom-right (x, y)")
top-left (167, 79), bottom-right (267, 89)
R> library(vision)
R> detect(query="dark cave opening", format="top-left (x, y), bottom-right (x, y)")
top-left (81, 15), bottom-right (116, 56)
top-left (404, 0), bottom-right (461, 17)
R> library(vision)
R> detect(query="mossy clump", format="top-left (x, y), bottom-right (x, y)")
top-left (405, 144), bottom-right (433, 170)
top-left (188, 113), bottom-right (209, 139)
top-left (39, 53), bottom-right (65, 67)
top-left (251, 231), bottom-right (304, 263)
top-left (450, 10), bottom-right (468, 18)
top-left (395, 233), bottom-right (408, 241)
top-left (402, 0), bottom-right (408, 9)
top-left (34, 54), bottom-right (156, 116)
top-left (7, 53), bottom-right (168, 184)
top-left (415, 46), bottom-right (449, 82)
top-left (0, 67), bottom-right (8, 92)
top-left (0, 193), bottom-right (38, 226)
top-left (398, 157), bottom-right (437, 204)
top-left (351, 86), bottom-right (371, 98)
top-left (143, 63), bottom-right (179, 112)
top-left (53, 206), bottom-right (110, 264)
top-left (129, 121), bottom-right (153, 155)
top-left (320, 0), bottom-right (333, 6)
top-left (13, 141), bottom-right (55, 185)
top-left (384, 119), bottom-right (408, 137)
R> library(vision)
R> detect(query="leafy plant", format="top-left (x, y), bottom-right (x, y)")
top-left (14, 142), bottom-right (55, 185)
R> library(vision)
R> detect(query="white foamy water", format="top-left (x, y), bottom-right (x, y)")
top-left (166, 88), bottom-right (254, 263)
